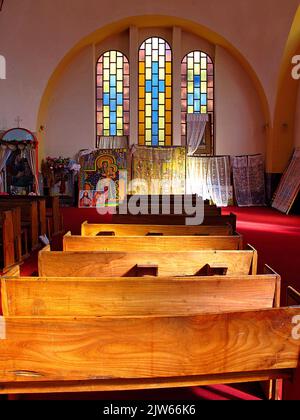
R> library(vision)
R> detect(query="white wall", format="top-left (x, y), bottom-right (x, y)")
top-left (294, 82), bottom-right (300, 147)
top-left (215, 46), bottom-right (266, 156)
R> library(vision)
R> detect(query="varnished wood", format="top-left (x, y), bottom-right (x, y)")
top-left (1, 275), bottom-right (277, 317)
top-left (0, 308), bottom-right (299, 394)
top-left (63, 233), bottom-right (243, 252)
top-left (81, 222), bottom-right (233, 237)
top-left (38, 248), bottom-right (257, 277)
top-left (0, 210), bottom-right (15, 272)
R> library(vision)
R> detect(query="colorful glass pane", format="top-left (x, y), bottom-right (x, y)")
top-left (181, 51), bottom-right (214, 145)
top-left (139, 37), bottom-right (172, 146)
top-left (96, 51), bottom-right (129, 139)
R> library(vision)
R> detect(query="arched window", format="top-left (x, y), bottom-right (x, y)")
top-left (96, 51), bottom-right (130, 139)
top-left (181, 51), bottom-right (214, 148)
top-left (139, 37), bottom-right (172, 147)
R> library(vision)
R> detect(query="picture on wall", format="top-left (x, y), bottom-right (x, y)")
top-left (78, 149), bottom-right (128, 208)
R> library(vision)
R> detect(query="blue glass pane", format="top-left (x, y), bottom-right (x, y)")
top-left (194, 90), bottom-right (200, 100)
top-left (117, 94), bottom-right (123, 105)
top-left (194, 76), bottom-right (200, 88)
top-left (110, 75), bottom-right (116, 87)
top-left (152, 62), bottom-right (159, 75)
top-left (152, 87), bottom-right (158, 98)
top-left (146, 81), bottom-right (152, 92)
top-left (159, 81), bottom-right (165, 92)
top-left (110, 88), bottom-right (116, 99)
top-left (152, 112), bottom-right (158, 123)
top-left (110, 100), bottom-right (116, 111)
top-left (152, 124), bottom-right (158, 135)
top-left (188, 95), bottom-right (194, 106)
top-left (153, 99), bottom-right (158, 111)
top-left (152, 135), bottom-right (159, 146)
top-left (110, 125), bottom-right (117, 135)
top-left (110, 113), bottom-right (116, 123)
top-left (152, 74), bottom-right (159, 87)
top-left (103, 93), bottom-right (110, 106)
top-left (201, 94), bottom-right (207, 105)
top-left (194, 101), bottom-right (200, 112)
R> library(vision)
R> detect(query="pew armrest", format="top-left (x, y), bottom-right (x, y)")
top-left (287, 286), bottom-right (300, 306)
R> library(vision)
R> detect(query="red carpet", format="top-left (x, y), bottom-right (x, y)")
top-left (12, 206), bottom-right (300, 400)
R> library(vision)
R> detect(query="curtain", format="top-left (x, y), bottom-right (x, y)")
top-left (186, 114), bottom-right (209, 156)
top-left (97, 136), bottom-right (128, 149)
top-left (186, 157), bottom-right (210, 200)
top-left (131, 146), bottom-right (186, 194)
top-left (232, 154), bottom-right (266, 207)
top-left (207, 156), bottom-right (231, 207)
top-left (0, 148), bottom-right (12, 192)
top-left (25, 147), bottom-right (40, 195)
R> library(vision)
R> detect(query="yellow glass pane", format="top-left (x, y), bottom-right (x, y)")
top-left (139, 124), bottom-right (145, 135)
top-left (139, 111), bottom-right (145, 122)
top-left (166, 112), bottom-right (171, 123)
top-left (139, 99), bottom-right (145, 110)
top-left (103, 106), bottom-right (109, 118)
top-left (159, 130), bottom-right (165, 141)
top-left (159, 68), bottom-right (165, 79)
top-left (111, 51), bottom-right (117, 61)
top-left (166, 124), bottom-right (172, 135)
top-left (117, 55), bottom-right (123, 69)
top-left (103, 56), bottom-right (110, 69)
top-left (139, 87), bottom-right (145, 98)
top-left (146, 92), bottom-right (152, 105)
top-left (166, 99), bottom-right (172, 110)
top-left (111, 63), bottom-right (116, 74)
top-left (153, 50), bottom-right (158, 62)
top-left (165, 62), bottom-right (172, 75)
top-left (103, 69), bottom-right (110, 81)
top-left (165, 135), bottom-right (172, 146)
top-left (201, 106), bottom-right (207, 113)
top-left (194, 64), bottom-right (200, 74)
top-left (146, 118), bottom-right (152, 129)
top-left (187, 70), bottom-right (193, 82)
top-left (104, 119), bottom-right (109, 130)
top-left (146, 105), bottom-right (152, 116)
top-left (159, 93), bottom-right (165, 105)
top-left (117, 130), bottom-right (123, 136)
top-left (159, 118), bottom-right (165, 128)
top-left (187, 106), bottom-right (194, 113)
top-left (166, 87), bottom-right (172, 98)
top-left (117, 106), bottom-right (123, 118)
top-left (201, 70), bottom-right (207, 81)
top-left (188, 57), bottom-right (193, 70)
top-left (117, 69), bottom-right (123, 81)
top-left (159, 105), bottom-right (165, 117)
top-left (187, 82), bottom-right (193, 93)
top-left (166, 75), bottom-right (172, 87)
top-left (103, 81), bottom-right (110, 93)
top-left (201, 58), bottom-right (207, 68)
top-left (201, 82), bottom-right (207, 92)
top-left (159, 56), bottom-right (165, 68)
top-left (146, 68), bottom-right (152, 80)
top-left (146, 131), bottom-right (152, 142)
top-left (139, 62), bottom-right (145, 73)
top-left (117, 81), bottom-right (123, 92)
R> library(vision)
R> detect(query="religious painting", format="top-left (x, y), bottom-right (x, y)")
top-left (6, 150), bottom-right (34, 195)
top-left (78, 149), bottom-right (128, 208)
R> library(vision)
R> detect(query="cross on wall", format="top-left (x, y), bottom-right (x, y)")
top-left (15, 116), bottom-right (22, 128)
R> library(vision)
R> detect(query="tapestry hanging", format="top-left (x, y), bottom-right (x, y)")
top-left (131, 146), bottom-right (186, 195)
top-left (78, 148), bottom-right (128, 208)
top-left (232, 154), bottom-right (266, 207)
top-left (272, 148), bottom-right (300, 214)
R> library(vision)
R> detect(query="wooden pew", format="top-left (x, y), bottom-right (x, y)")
top-left (0, 304), bottom-right (298, 395)
top-left (0, 210), bottom-right (15, 273)
top-left (0, 199), bottom-right (39, 250)
top-left (46, 196), bottom-right (62, 238)
top-left (63, 232), bottom-right (243, 252)
top-left (38, 246), bottom-right (258, 277)
top-left (1, 272), bottom-right (280, 317)
top-left (81, 222), bottom-right (233, 237)
top-left (0, 206), bottom-right (23, 262)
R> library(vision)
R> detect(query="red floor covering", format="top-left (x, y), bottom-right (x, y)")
top-left (14, 206), bottom-right (300, 400)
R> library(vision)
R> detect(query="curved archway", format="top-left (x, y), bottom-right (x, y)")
top-left (272, 6), bottom-right (300, 173)
top-left (37, 15), bottom-right (270, 163)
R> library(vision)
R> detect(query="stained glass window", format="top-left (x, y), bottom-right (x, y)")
top-left (139, 37), bottom-right (172, 147)
top-left (181, 51), bottom-right (214, 141)
top-left (96, 51), bottom-right (130, 138)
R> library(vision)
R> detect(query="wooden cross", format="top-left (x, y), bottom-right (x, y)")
top-left (15, 116), bottom-right (22, 128)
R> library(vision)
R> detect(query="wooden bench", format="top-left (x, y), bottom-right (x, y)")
top-left (0, 210), bottom-right (15, 273)
top-left (0, 199), bottom-right (39, 250)
top-left (63, 232), bottom-right (243, 252)
top-left (38, 246), bottom-right (257, 277)
top-left (0, 206), bottom-right (23, 262)
top-left (45, 196), bottom-right (62, 238)
top-left (81, 222), bottom-right (233, 237)
top-left (0, 273), bottom-right (298, 396)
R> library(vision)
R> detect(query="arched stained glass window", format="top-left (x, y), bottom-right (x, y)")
top-left (181, 51), bottom-right (214, 142)
top-left (96, 51), bottom-right (130, 138)
top-left (139, 37), bottom-right (172, 147)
